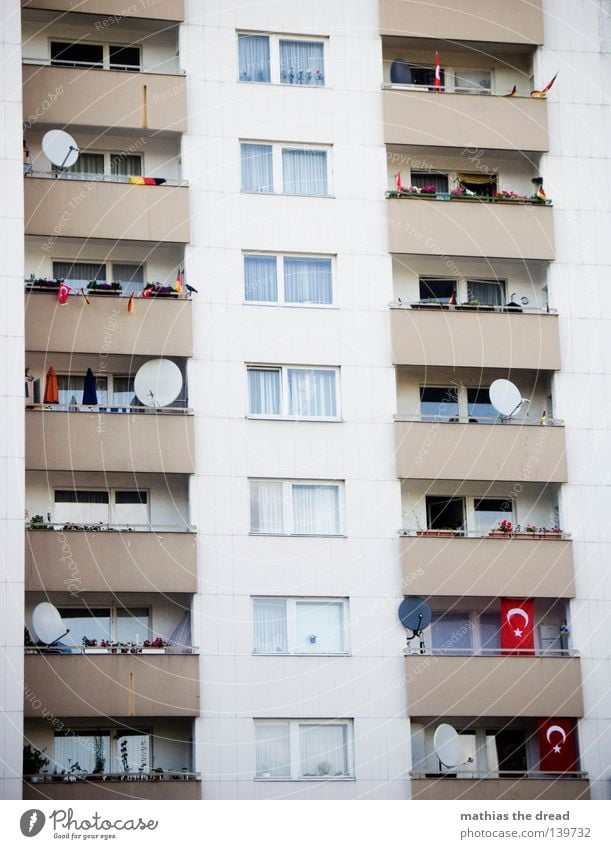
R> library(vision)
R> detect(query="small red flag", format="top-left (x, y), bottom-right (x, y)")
top-left (127, 294), bottom-right (134, 313)
top-left (175, 268), bottom-right (183, 293)
top-left (500, 598), bottom-right (535, 655)
top-left (448, 291), bottom-right (456, 305)
top-left (538, 719), bottom-right (578, 772)
top-left (395, 171), bottom-right (405, 192)
top-left (58, 283), bottom-right (70, 305)
top-left (141, 288), bottom-right (151, 298)
top-left (434, 51), bottom-right (442, 91)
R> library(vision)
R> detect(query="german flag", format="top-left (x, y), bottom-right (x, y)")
top-left (128, 177), bottom-right (167, 186)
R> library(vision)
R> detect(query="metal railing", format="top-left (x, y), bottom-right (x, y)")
top-left (404, 647), bottom-right (577, 658)
top-left (23, 57), bottom-right (186, 76)
top-left (410, 769), bottom-right (587, 781)
top-left (390, 301), bottom-right (557, 315)
top-left (25, 645), bottom-right (199, 655)
top-left (26, 404), bottom-right (192, 415)
top-left (25, 170), bottom-right (187, 187)
top-left (26, 522), bottom-right (195, 533)
top-left (400, 528), bottom-right (571, 540)
top-left (26, 770), bottom-right (200, 783)
top-left (395, 413), bottom-right (563, 426)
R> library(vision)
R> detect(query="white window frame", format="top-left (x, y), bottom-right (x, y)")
top-left (418, 275), bottom-right (507, 306)
top-left (249, 478), bottom-right (344, 537)
top-left (254, 719), bottom-right (354, 780)
top-left (55, 150), bottom-right (144, 179)
top-left (252, 597), bottom-right (349, 655)
top-left (242, 251), bottom-right (335, 307)
top-left (388, 63), bottom-right (494, 95)
top-left (423, 492), bottom-right (515, 533)
top-left (246, 364), bottom-right (340, 420)
top-left (237, 32), bottom-right (328, 86)
top-left (56, 604), bottom-right (152, 643)
top-left (240, 140), bottom-right (333, 196)
top-left (419, 383), bottom-right (507, 422)
top-left (48, 38), bottom-right (142, 71)
top-left (407, 170), bottom-right (500, 194)
top-left (51, 260), bottom-right (149, 289)
top-left (52, 487), bottom-right (150, 526)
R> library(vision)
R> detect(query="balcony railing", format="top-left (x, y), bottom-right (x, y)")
top-left (26, 171), bottom-right (186, 187)
top-left (393, 301), bottom-right (556, 315)
top-left (400, 528), bottom-right (570, 540)
top-left (395, 414), bottom-right (563, 426)
top-left (27, 521), bottom-right (194, 533)
top-left (411, 769), bottom-right (587, 781)
top-left (26, 770), bottom-right (200, 784)
top-left (405, 647), bottom-right (576, 658)
top-left (23, 57), bottom-right (185, 75)
top-left (27, 404), bottom-right (192, 415)
top-left (26, 646), bottom-right (198, 655)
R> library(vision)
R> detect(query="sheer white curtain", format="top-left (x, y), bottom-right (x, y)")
top-left (241, 143), bottom-right (273, 192)
top-left (244, 255), bottom-right (278, 301)
top-left (298, 724), bottom-right (348, 777)
top-left (238, 34), bottom-right (270, 82)
top-left (288, 369), bottom-right (336, 417)
top-left (54, 734), bottom-right (110, 774)
top-left (256, 723), bottom-right (291, 777)
top-left (250, 480), bottom-right (284, 533)
top-left (295, 602), bottom-right (344, 653)
top-left (279, 40), bottom-right (324, 86)
top-left (467, 280), bottom-right (504, 306)
top-left (282, 149), bottom-right (327, 195)
top-left (112, 264), bottom-right (144, 294)
top-left (284, 257), bottom-right (332, 304)
top-left (292, 484), bottom-right (339, 535)
top-left (60, 152), bottom-right (105, 179)
top-left (110, 153), bottom-right (142, 178)
top-left (431, 612), bottom-right (473, 655)
top-left (53, 262), bottom-right (106, 287)
top-left (253, 599), bottom-right (288, 653)
top-left (115, 733), bottom-right (150, 772)
top-left (248, 369), bottom-right (281, 415)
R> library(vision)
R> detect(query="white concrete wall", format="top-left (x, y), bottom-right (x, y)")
top-left (183, 0), bottom-right (408, 799)
top-left (0, 0), bottom-right (25, 800)
top-left (542, 0), bottom-right (611, 800)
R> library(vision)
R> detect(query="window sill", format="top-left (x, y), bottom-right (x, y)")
top-left (249, 532), bottom-right (347, 539)
top-left (245, 415), bottom-right (343, 423)
top-left (240, 190), bottom-right (335, 199)
top-left (243, 301), bottom-right (338, 310)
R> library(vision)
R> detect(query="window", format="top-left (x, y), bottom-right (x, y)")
top-left (238, 34), bottom-right (271, 82)
top-left (473, 498), bottom-right (512, 532)
top-left (467, 388), bottom-right (499, 422)
top-left (238, 33), bottom-right (325, 86)
top-left (113, 490), bottom-right (148, 526)
top-left (55, 151), bottom-right (143, 180)
top-left (410, 171), bottom-right (449, 193)
top-left (111, 264), bottom-right (145, 294)
top-left (54, 489), bottom-right (109, 525)
top-left (113, 376), bottom-right (138, 406)
top-left (458, 172), bottom-right (497, 197)
top-left (420, 387), bottom-right (459, 421)
top-left (406, 65), bottom-right (445, 89)
top-left (279, 40), bottom-right (324, 86)
top-left (240, 142), bottom-right (330, 196)
top-left (253, 598), bottom-right (347, 654)
top-left (467, 279), bottom-right (505, 306)
top-left (56, 606), bottom-right (151, 646)
top-left (57, 374), bottom-right (108, 407)
top-left (50, 41), bottom-right (103, 68)
top-left (244, 254), bottom-right (333, 305)
top-left (110, 153), bottom-right (143, 177)
top-left (418, 278), bottom-right (456, 304)
top-left (250, 480), bottom-right (342, 536)
top-left (58, 152), bottom-right (105, 178)
top-left (255, 720), bottom-right (352, 778)
top-left (454, 69), bottom-right (491, 94)
top-left (53, 730), bottom-right (150, 775)
top-left (430, 610), bottom-right (500, 656)
top-left (53, 262), bottom-right (106, 287)
top-left (426, 495), bottom-right (465, 531)
top-left (108, 45), bottom-right (141, 70)
top-left (248, 365), bottom-right (338, 419)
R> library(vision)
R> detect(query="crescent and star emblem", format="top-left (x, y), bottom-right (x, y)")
top-left (506, 607), bottom-right (529, 638)
top-left (546, 724), bottom-right (567, 754)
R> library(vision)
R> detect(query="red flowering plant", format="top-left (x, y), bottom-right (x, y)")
top-left (494, 190), bottom-right (527, 201)
top-left (419, 185), bottom-right (438, 194)
top-left (496, 519), bottom-right (513, 535)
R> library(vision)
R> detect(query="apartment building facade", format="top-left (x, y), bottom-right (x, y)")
top-left (1, 0), bottom-right (609, 801)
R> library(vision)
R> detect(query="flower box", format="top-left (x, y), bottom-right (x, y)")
top-left (489, 531), bottom-right (511, 539)
top-left (416, 530), bottom-right (458, 538)
top-left (410, 302), bottom-right (449, 310)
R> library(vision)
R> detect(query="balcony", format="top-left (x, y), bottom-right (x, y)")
top-left (26, 409), bottom-right (195, 474)
top-left (404, 655), bottom-right (583, 717)
top-left (26, 528), bottom-right (197, 593)
top-left (23, 63), bottom-right (186, 134)
top-left (24, 652), bottom-right (199, 717)
top-left (24, 175), bottom-right (189, 244)
top-left (410, 777), bottom-right (589, 801)
top-left (25, 289), bottom-right (193, 357)
top-left (400, 534), bottom-right (574, 598)
top-left (387, 196), bottom-right (554, 261)
top-left (379, 0), bottom-right (543, 45)
top-left (391, 306), bottom-right (560, 370)
top-left (23, 776), bottom-right (201, 800)
top-left (383, 89), bottom-right (548, 152)
top-left (21, 0), bottom-right (184, 20)
top-left (395, 420), bottom-right (567, 482)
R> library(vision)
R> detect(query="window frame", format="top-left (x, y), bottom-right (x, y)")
top-left (52, 486), bottom-right (150, 526)
top-left (406, 170), bottom-right (501, 197)
top-left (246, 364), bottom-right (340, 421)
top-left (55, 604), bottom-right (152, 645)
top-left (240, 140), bottom-right (332, 197)
top-left (417, 275), bottom-right (506, 307)
top-left (254, 719), bottom-right (354, 780)
top-left (237, 31), bottom-right (328, 87)
top-left (252, 597), bottom-right (349, 655)
top-left (53, 727), bottom-right (153, 775)
top-left (243, 251), bottom-right (335, 307)
top-left (49, 38), bottom-right (142, 71)
top-left (54, 150), bottom-right (144, 179)
top-left (249, 478), bottom-right (344, 537)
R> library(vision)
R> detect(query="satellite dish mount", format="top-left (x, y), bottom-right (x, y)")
top-left (398, 597), bottom-right (432, 655)
top-left (41, 129), bottom-right (80, 177)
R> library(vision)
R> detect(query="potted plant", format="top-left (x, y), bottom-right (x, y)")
top-left (24, 277), bottom-right (62, 292)
top-left (142, 637), bottom-right (168, 653)
top-left (87, 281), bottom-right (122, 295)
top-left (489, 519), bottom-right (513, 538)
top-left (23, 744), bottom-right (49, 781)
top-left (143, 283), bottom-right (180, 298)
top-left (318, 761), bottom-right (333, 777)
top-left (28, 514), bottom-right (50, 530)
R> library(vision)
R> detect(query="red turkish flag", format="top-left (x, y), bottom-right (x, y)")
top-left (500, 598), bottom-right (535, 655)
top-left (538, 719), bottom-right (578, 772)
top-left (434, 51), bottom-right (442, 90)
top-left (58, 283), bottom-right (70, 305)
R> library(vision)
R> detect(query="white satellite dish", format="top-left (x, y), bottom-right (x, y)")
top-left (31, 602), bottom-right (69, 645)
top-left (42, 129), bottom-right (80, 168)
top-left (134, 358), bottom-right (183, 408)
top-left (433, 723), bottom-right (461, 769)
top-left (489, 378), bottom-right (525, 418)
